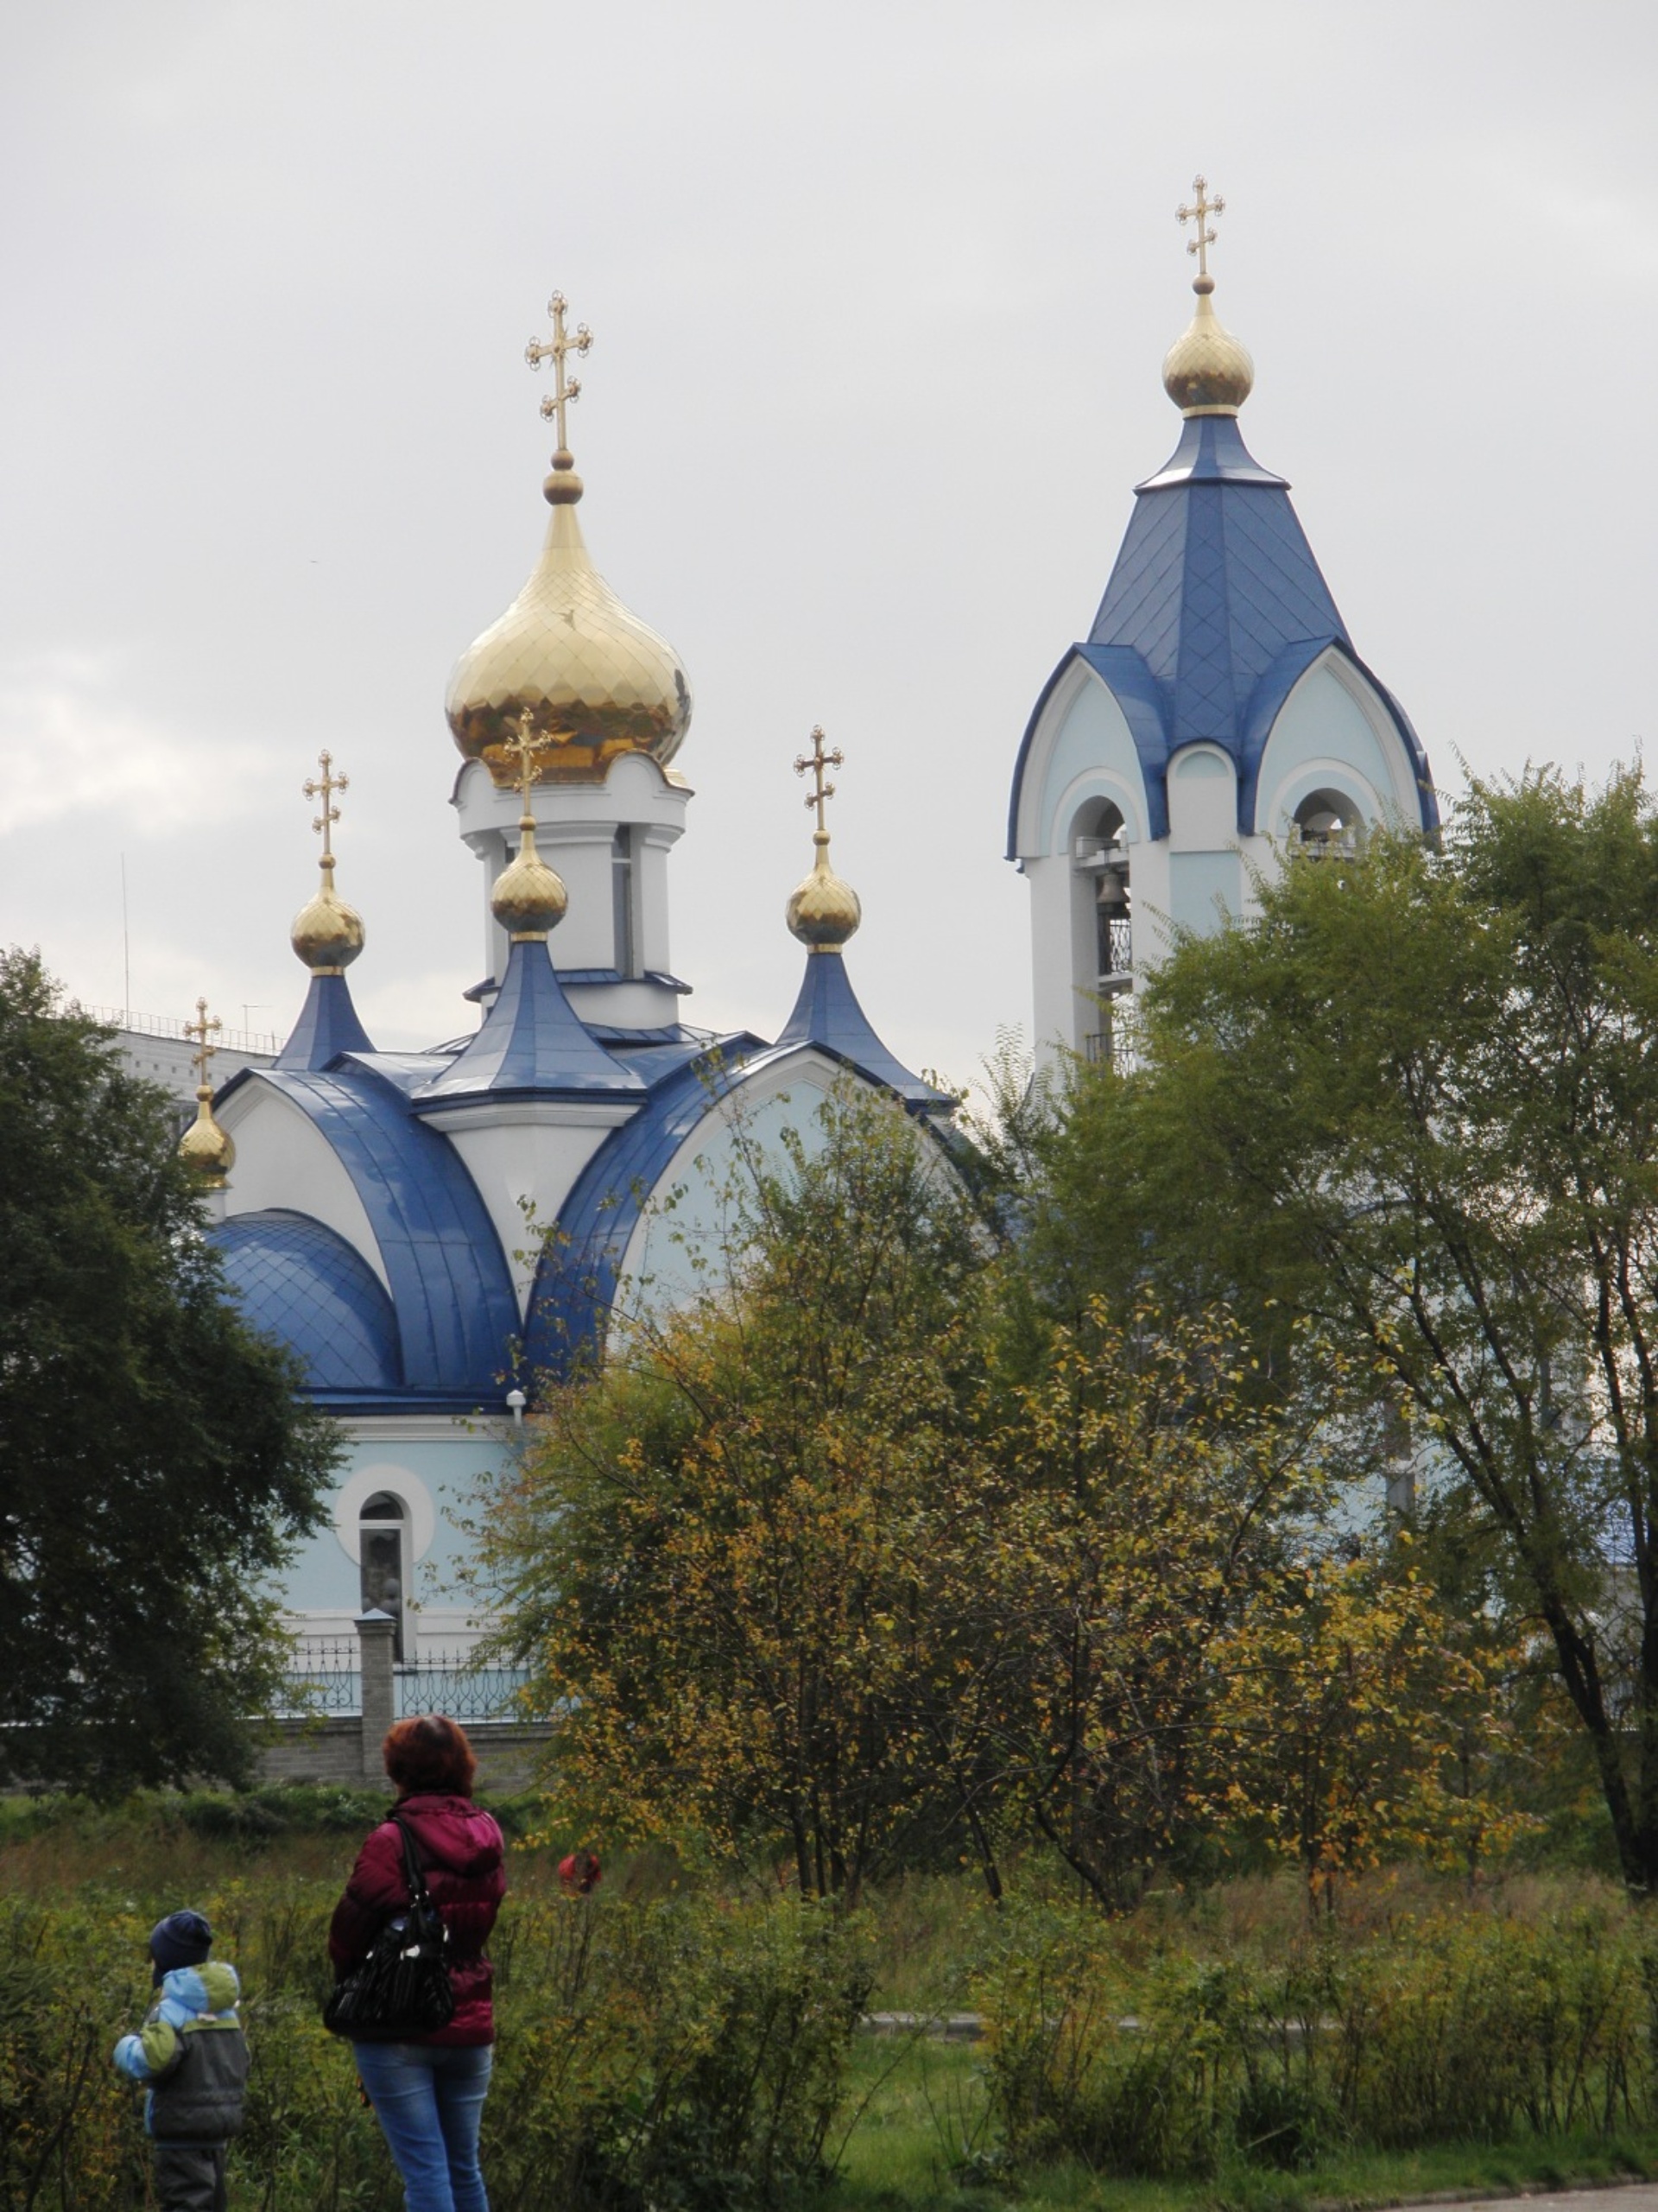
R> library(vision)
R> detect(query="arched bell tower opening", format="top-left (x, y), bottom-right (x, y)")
top-left (1293, 787), bottom-right (1364, 857)
top-left (1069, 800), bottom-right (1133, 1064)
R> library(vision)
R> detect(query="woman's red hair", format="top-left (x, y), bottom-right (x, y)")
top-left (382, 1714), bottom-right (478, 1797)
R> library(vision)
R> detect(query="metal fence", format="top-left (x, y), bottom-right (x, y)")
top-left (277, 1638), bottom-right (540, 1722)
top-left (276, 1638), bottom-right (361, 1716)
top-left (396, 1656), bottom-right (537, 1721)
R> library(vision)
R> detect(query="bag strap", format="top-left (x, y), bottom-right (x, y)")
top-left (389, 1812), bottom-right (436, 1912)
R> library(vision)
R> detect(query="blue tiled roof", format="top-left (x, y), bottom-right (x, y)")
top-left (214, 1208), bottom-right (400, 1397)
top-left (275, 972), bottom-right (374, 1071)
top-left (414, 938), bottom-right (643, 1106)
top-left (775, 953), bottom-right (950, 1109)
top-left (216, 1056), bottom-right (520, 1406)
top-left (1006, 412), bottom-right (1436, 852)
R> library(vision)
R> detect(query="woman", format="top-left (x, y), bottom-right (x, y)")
top-left (329, 1715), bottom-right (506, 2212)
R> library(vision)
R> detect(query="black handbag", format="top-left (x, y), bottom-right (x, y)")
top-left (323, 1813), bottom-right (456, 2041)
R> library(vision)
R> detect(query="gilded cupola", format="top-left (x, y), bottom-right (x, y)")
top-left (446, 292), bottom-right (693, 789)
top-left (178, 998), bottom-right (235, 1188)
top-left (786, 728), bottom-right (862, 953)
top-left (1161, 174), bottom-right (1255, 418)
top-left (290, 751), bottom-right (365, 973)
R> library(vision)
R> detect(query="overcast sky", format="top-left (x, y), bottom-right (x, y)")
top-left (3, 1), bottom-right (1655, 1088)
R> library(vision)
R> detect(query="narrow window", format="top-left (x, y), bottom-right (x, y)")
top-left (358, 1492), bottom-right (405, 1659)
top-left (611, 828), bottom-right (636, 977)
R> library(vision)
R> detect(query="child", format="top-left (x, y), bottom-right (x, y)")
top-left (113, 1909), bottom-right (250, 2212)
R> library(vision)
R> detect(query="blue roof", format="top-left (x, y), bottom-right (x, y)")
top-left (275, 971), bottom-right (374, 1071)
top-left (214, 1208), bottom-right (401, 1398)
top-left (215, 1056), bottom-right (521, 1407)
top-left (775, 953), bottom-right (949, 1109)
top-left (414, 938), bottom-right (643, 1106)
top-left (1006, 412), bottom-right (1436, 852)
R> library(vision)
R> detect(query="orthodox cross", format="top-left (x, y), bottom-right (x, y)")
top-left (526, 291), bottom-right (593, 452)
top-left (501, 721), bottom-right (552, 808)
top-left (794, 726), bottom-right (845, 835)
top-left (186, 997), bottom-right (222, 1088)
top-left (303, 750), bottom-right (348, 863)
top-left (1175, 174), bottom-right (1225, 280)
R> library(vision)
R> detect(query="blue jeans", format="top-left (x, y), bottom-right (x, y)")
top-left (353, 2042), bottom-right (492, 2212)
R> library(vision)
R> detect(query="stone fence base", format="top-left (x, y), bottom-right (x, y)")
top-left (257, 1716), bottom-right (552, 1794)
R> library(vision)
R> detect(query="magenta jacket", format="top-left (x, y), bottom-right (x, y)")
top-left (327, 1792), bottom-right (507, 2045)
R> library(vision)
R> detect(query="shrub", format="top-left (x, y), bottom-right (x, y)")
top-left (0, 1885), bottom-right (870, 2212)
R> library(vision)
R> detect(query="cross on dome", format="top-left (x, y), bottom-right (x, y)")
top-left (186, 996), bottom-right (222, 1087)
top-left (1175, 174), bottom-right (1225, 282)
top-left (794, 726), bottom-right (844, 837)
top-left (526, 291), bottom-right (592, 458)
top-left (303, 750), bottom-right (348, 861)
top-left (501, 722), bottom-right (554, 813)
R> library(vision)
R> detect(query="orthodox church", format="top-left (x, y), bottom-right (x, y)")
top-left (177, 189), bottom-right (1435, 1654)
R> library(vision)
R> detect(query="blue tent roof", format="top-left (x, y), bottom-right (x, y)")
top-left (214, 1208), bottom-right (401, 1398)
top-left (275, 971), bottom-right (374, 1071)
top-left (414, 938), bottom-right (642, 1106)
top-left (1006, 412), bottom-right (1437, 852)
top-left (775, 952), bottom-right (949, 1109)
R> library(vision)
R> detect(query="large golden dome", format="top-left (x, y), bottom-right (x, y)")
top-left (446, 467), bottom-right (693, 789)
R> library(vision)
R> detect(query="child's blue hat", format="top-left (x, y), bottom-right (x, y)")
top-left (149, 1909), bottom-right (212, 1985)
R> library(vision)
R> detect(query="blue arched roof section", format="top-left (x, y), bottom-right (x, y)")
top-left (415, 938), bottom-right (642, 1104)
top-left (214, 1208), bottom-right (401, 1397)
top-left (1007, 413), bottom-right (1434, 853)
top-left (522, 1036), bottom-right (763, 1379)
top-left (217, 1057), bottom-right (520, 1404)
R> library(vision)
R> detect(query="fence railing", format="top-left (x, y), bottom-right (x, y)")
top-left (277, 1637), bottom-right (539, 1722)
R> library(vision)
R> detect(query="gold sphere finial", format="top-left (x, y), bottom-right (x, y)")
top-left (292, 750), bottom-right (366, 973)
top-left (179, 998), bottom-right (235, 1186)
top-left (490, 726), bottom-right (570, 940)
top-left (787, 727), bottom-right (862, 953)
top-left (1163, 174), bottom-right (1255, 417)
top-left (527, 291), bottom-right (592, 507)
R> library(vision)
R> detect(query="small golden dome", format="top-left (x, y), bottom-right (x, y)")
top-left (1162, 275), bottom-right (1255, 417)
top-left (787, 833), bottom-right (862, 953)
top-left (180, 1088), bottom-right (235, 1187)
top-left (291, 854), bottom-right (365, 974)
top-left (491, 813), bottom-right (569, 940)
top-left (447, 495), bottom-right (693, 789)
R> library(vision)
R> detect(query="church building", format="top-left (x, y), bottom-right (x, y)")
top-left (177, 186), bottom-right (1436, 1658)
top-left (180, 295), bottom-right (946, 1657)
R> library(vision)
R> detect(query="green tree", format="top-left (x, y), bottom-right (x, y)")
top-left (484, 1085), bottom-right (1005, 1898)
top-left (1035, 766), bottom-right (1658, 1890)
top-left (0, 949), bottom-right (339, 1791)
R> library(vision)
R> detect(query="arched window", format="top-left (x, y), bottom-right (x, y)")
top-left (359, 1492), bottom-right (406, 1658)
top-left (1070, 802), bottom-right (1132, 1064)
top-left (1294, 789), bottom-right (1363, 857)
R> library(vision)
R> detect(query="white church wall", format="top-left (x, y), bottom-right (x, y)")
top-left (1167, 745), bottom-right (1237, 850)
top-left (1255, 654), bottom-right (1420, 833)
top-left (421, 1103), bottom-right (638, 1312)
top-left (283, 1418), bottom-right (512, 1653)
top-left (218, 1080), bottom-right (390, 1291)
top-left (615, 1050), bottom-right (849, 1332)
top-left (1016, 664), bottom-right (1151, 862)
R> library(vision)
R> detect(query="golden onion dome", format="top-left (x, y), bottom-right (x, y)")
top-left (491, 811), bottom-right (569, 940)
top-left (446, 460), bottom-right (693, 789)
top-left (787, 832), bottom-right (862, 953)
top-left (290, 852), bottom-right (365, 974)
top-left (1162, 274), bottom-right (1254, 417)
top-left (180, 1089), bottom-right (235, 1187)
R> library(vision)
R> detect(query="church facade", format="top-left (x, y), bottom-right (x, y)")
top-left (179, 199), bottom-right (1434, 1657)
